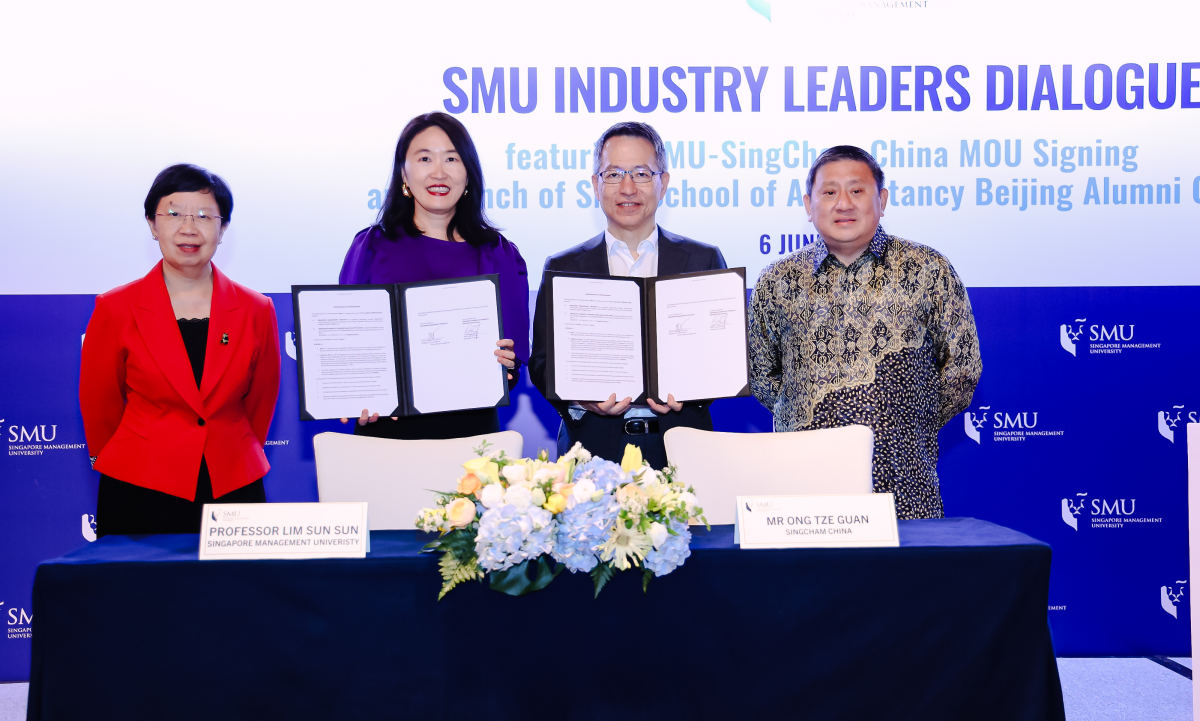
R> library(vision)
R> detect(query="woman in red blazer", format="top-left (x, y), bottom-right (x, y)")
top-left (80, 164), bottom-right (281, 536)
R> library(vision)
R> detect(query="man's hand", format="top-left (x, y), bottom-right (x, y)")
top-left (339, 409), bottom-right (398, 425)
top-left (577, 394), bottom-right (633, 416)
top-left (647, 393), bottom-right (683, 414)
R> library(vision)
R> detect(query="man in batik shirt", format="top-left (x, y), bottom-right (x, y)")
top-left (748, 145), bottom-right (982, 519)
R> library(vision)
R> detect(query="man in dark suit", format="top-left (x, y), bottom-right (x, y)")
top-left (530, 121), bottom-right (727, 469)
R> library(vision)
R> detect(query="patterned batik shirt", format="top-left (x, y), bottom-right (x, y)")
top-left (748, 226), bottom-right (982, 519)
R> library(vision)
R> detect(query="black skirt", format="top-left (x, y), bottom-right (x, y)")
top-left (352, 407), bottom-right (500, 440)
top-left (96, 458), bottom-right (264, 537)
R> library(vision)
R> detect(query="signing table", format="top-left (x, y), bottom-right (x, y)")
top-left (27, 518), bottom-right (1064, 721)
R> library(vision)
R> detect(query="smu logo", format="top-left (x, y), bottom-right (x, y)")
top-left (1059, 318), bottom-right (1156, 356)
top-left (1060, 493), bottom-right (1155, 531)
top-left (964, 406), bottom-right (990, 442)
top-left (1, 419), bottom-right (58, 443)
top-left (82, 513), bottom-right (96, 542)
top-left (1060, 493), bottom-right (1087, 531)
top-left (1158, 405), bottom-right (1196, 443)
top-left (1162, 581), bottom-right (1186, 619)
top-left (1059, 319), bottom-right (1086, 356)
top-left (965, 406), bottom-right (1053, 443)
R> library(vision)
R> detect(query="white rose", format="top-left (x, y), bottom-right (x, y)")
top-left (679, 491), bottom-right (698, 513)
top-left (648, 521), bottom-right (669, 549)
top-left (530, 488), bottom-right (547, 507)
top-left (480, 483), bottom-right (506, 509)
top-left (502, 464), bottom-right (528, 484)
top-left (572, 479), bottom-right (597, 504)
top-left (532, 467), bottom-right (552, 483)
top-left (505, 484), bottom-right (533, 509)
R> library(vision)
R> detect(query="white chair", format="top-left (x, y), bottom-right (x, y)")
top-left (313, 430), bottom-right (523, 530)
top-left (663, 426), bottom-right (875, 525)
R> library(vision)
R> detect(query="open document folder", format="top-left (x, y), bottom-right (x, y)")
top-left (291, 275), bottom-right (509, 420)
top-left (542, 268), bottom-right (750, 404)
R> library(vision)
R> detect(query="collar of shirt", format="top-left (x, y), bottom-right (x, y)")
top-left (605, 226), bottom-right (660, 278)
top-left (811, 225), bottom-right (891, 275)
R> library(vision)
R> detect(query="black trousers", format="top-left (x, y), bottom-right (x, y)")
top-left (352, 407), bottom-right (501, 441)
top-left (555, 404), bottom-right (714, 470)
top-left (96, 458), bottom-right (265, 537)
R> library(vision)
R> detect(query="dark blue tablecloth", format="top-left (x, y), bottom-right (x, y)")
top-left (27, 517), bottom-right (1064, 721)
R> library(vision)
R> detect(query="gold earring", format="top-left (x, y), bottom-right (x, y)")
top-left (463, 187), bottom-right (468, 196)
top-left (402, 183), bottom-right (411, 198)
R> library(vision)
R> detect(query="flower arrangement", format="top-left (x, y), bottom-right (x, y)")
top-left (415, 441), bottom-right (707, 599)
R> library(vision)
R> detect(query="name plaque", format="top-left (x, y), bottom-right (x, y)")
top-left (199, 502), bottom-right (369, 560)
top-left (735, 494), bottom-right (899, 549)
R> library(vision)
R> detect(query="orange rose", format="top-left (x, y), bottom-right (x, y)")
top-left (457, 473), bottom-right (481, 496)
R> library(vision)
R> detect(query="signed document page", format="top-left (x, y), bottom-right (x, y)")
top-left (654, 271), bottom-right (748, 402)
top-left (405, 279), bottom-right (503, 414)
top-left (296, 288), bottom-right (400, 420)
top-left (552, 275), bottom-right (644, 402)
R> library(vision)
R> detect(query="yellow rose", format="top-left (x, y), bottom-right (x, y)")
top-left (621, 444), bottom-right (644, 474)
top-left (456, 473), bottom-right (481, 496)
top-left (543, 493), bottom-right (568, 514)
top-left (445, 497), bottom-right (477, 528)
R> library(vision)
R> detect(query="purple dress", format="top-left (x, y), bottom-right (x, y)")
top-left (338, 225), bottom-right (530, 439)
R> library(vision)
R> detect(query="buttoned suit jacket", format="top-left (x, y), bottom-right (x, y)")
top-left (79, 261), bottom-right (281, 500)
top-left (529, 226), bottom-right (727, 417)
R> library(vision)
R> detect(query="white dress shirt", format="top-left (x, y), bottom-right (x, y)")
top-left (605, 227), bottom-right (659, 278)
top-left (566, 227), bottom-right (662, 420)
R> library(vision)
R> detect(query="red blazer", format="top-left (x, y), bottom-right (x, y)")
top-left (80, 262), bottom-right (281, 500)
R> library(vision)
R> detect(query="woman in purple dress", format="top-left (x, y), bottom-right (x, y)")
top-left (339, 112), bottom-right (529, 440)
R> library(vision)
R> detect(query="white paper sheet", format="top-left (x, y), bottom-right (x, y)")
top-left (296, 288), bottom-right (400, 420)
top-left (654, 272), bottom-right (748, 402)
top-left (551, 275), bottom-right (644, 402)
top-left (405, 279), bottom-right (503, 414)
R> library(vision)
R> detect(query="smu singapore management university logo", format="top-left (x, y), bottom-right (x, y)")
top-left (1059, 318), bottom-right (1161, 357)
top-left (1, 417), bottom-right (86, 457)
top-left (1162, 581), bottom-right (1186, 619)
top-left (964, 406), bottom-right (1064, 443)
top-left (1059, 492), bottom-right (1162, 531)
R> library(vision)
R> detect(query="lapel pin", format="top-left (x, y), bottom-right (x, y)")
top-left (221, 333), bottom-right (229, 345)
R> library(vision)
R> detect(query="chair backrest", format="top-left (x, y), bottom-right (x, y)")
top-left (663, 426), bottom-right (874, 525)
top-left (313, 430), bottom-right (524, 530)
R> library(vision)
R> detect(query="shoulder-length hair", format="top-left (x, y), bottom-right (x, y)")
top-left (377, 112), bottom-right (500, 247)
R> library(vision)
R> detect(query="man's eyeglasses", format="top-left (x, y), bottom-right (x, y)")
top-left (155, 209), bottom-right (222, 228)
top-left (597, 168), bottom-right (664, 184)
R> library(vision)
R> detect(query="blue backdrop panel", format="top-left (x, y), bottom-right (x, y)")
top-left (1, 286), bottom-right (1195, 680)
top-left (938, 287), bottom-right (1197, 657)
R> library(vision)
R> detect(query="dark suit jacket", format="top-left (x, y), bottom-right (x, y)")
top-left (80, 262), bottom-right (281, 500)
top-left (530, 226), bottom-right (727, 413)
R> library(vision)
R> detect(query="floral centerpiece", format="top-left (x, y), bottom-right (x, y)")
top-left (415, 441), bottom-right (707, 599)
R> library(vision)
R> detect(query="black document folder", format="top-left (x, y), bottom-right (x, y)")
top-left (542, 268), bottom-right (750, 405)
top-left (291, 275), bottom-right (508, 420)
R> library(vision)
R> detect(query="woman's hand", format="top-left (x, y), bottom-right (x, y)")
top-left (339, 409), bottom-right (397, 425)
top-left (495, 338), bottom-right (517, 380)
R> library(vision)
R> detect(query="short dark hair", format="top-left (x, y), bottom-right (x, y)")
top-left (144, 164), bottom-right (233, 226)
top-left (805, 145), bottom-right (885, 197)
top-left (592, 121), bottom-right (668, 175)
top-left (378, 112), bottom-right (500, 247)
